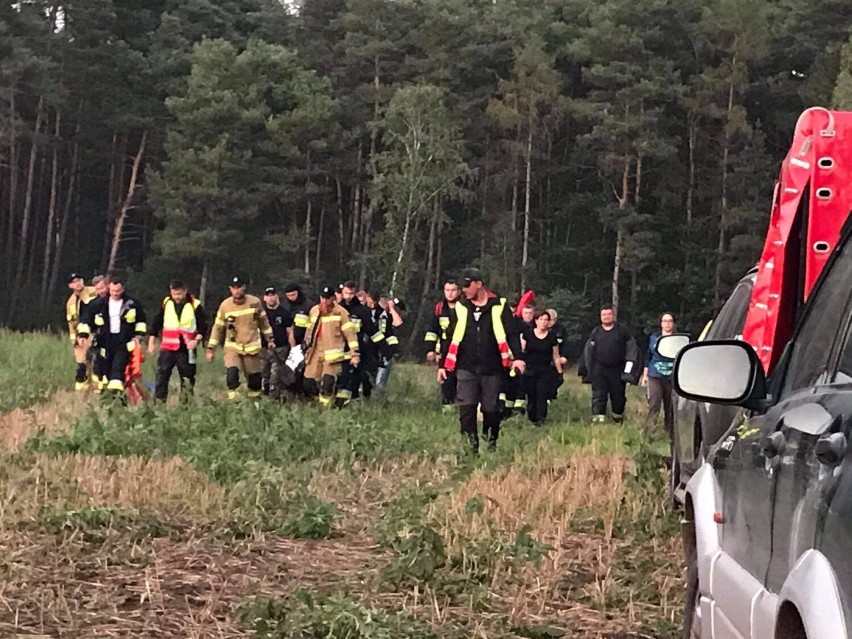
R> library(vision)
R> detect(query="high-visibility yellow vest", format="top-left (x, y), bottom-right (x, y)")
top-left (443, 298), bottom-right (511, 372)
top-left (160, 296), bottom-right (200, 351)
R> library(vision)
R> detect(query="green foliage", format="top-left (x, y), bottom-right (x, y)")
top-left (833, 35), bottom-right (852, 109)
top-left (0, 331), bottom-right (71, 411)
top-left (37, 505), bottom-right (172, 540)
top-left (242, 589), bottom-right (437, 639)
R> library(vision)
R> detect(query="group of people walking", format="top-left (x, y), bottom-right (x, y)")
top-left (65, 266), bottom-right (679, 454)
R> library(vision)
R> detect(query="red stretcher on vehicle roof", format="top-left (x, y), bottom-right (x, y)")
top-left (742, 108), bottom-right (852, 375)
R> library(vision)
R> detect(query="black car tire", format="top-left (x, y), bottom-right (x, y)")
top-left (683, 542), bottom-right (700, 638)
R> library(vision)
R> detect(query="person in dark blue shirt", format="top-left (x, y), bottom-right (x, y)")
top-left (641, 312), bottom-right (677, 436)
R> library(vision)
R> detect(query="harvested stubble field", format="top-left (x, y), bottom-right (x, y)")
top-left (0, 330), bottom-right (684, 638)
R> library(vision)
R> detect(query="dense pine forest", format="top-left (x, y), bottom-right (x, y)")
top-left (2, 0), bottom-right (851, 342)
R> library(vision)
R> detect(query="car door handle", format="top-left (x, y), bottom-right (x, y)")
top-left (815, 432), bottom-right (846, 466)
top-left (761, 431), bottom-right (786, 458)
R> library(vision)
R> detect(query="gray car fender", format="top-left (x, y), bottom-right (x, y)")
top-left (686, 462), bottom-right (723, 591)
top-left (777, 549), bottom-right (846, 639)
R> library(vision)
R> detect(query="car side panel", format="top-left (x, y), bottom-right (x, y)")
top-left (819, 443), bottom-right (852, 637)
top-left (779, 549), bottom-right (847, 639)
top-left (712, 552), bottom-right (765, 638)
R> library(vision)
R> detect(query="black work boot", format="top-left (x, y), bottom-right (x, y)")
top-left (465, 431), bottom-right (480, 456)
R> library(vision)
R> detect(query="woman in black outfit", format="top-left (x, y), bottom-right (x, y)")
top-left (523, 310), bottom-right (563, 425)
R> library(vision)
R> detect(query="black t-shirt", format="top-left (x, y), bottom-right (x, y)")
top-left (524, 328), bottom-right (557, 374)
top-left (264, 304), bottom-right (293, 345)
top-left (594, 325), bottom-right (627, 368)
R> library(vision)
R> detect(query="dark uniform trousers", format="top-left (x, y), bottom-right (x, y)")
top-left (440, 370), bottom-right (457, 406)
top-left (591, 365), bottom-right (627, 418)
top-left (103, 334), bottom-right (131, 392)
top-left (155, 349), bottom-right (196, 401)
top-left (456, 369), bottom-right (503, 444)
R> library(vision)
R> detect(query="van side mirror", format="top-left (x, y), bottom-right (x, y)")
top-left (674, 340), bottom-right (767, 409)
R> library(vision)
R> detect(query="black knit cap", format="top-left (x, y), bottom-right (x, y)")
top-left (283, 282), bottom-right (300, 293)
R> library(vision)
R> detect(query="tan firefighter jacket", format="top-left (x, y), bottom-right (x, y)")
top-left (207, 294), bottom-right (272, 355)
top-left (66, 287), bottom-right (96, 341)
top-left (304, 302), bottom-right (360, 364)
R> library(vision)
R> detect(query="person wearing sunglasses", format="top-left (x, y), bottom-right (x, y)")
top-left (439, 267), bottom-right (525, 454)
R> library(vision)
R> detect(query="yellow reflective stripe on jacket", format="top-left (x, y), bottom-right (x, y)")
top-left (387, 336), bottom-right (399, 346)
top-left (224, 341), bottom-right (262, 354)
top-left (226, 307), bottom-right (258, 319)
top-left (370, 332), bottom-right (385, 343)
top-left (341, 321), bottom-right (356, 332)
top-left (134, 322), bottom-right (147, 334)
top-left (294, 314), bottom-right (309, 327)
top-left (424, 331), bottom-right (438, 343)
top-left (324, 348), bottom-right (345, 362)
top-left (347, 340), bottom-right (359, 351)
top-left (321, 315), bottom-right (342, 323)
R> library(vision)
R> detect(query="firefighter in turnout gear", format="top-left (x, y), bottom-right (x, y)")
top-left (76, 275), bottom-right (147, 398)
top-left (439, 268), bottom-right (524, 454)
top-left (206, 277), bottom-right (274, 400)
top-left (66, 273), bottom-right (96, 391)
top-left (303, 286), bottom-right (360, 406)
top-left (424, 278), bottom-right (460, 411)
top-left (147, 280), bottom-right (208, 402)
top-left (338, 281), bottom-right (392, 405)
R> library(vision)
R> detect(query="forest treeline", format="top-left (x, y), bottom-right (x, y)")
top-left (2, 0), bottom-right (851, 346)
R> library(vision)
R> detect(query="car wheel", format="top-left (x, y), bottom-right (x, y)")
top-left (682, 536), bottom-right (701, 638)
top-left (668, 438), bottom-right (681, 510)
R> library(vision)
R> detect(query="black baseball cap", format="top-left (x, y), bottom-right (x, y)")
top-left (229, 276), bottom-right (245, 287)
top-left (264, 286), bottom-right (277, 295)
top-left (460, 267), bottom-right (484, 284)
top-left (320, 286), bottom-right (336, 299)
top-left (169, 279), bottom-right (186, 290)
top-left (68, 272), bottom-right (82, 283)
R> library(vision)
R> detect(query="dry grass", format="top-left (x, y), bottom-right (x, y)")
top-left (0, 528), bottom-right (384, 638)
top-left (0, 390), bottom-right (87, 451)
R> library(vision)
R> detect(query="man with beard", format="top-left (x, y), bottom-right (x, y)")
top-left (206, 277), bottom-right (274, 400)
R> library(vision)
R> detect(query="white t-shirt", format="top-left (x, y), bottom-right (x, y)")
top-left (108, 299), bottom-right (122, 334)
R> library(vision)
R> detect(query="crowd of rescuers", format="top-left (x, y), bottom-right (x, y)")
top-left (66, 267), bottom-right (676, 455)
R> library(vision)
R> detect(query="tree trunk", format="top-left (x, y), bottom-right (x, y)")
top-left (406, 201), bottom-right (440, 357)
top-left (101, 133), bottom-right (126, 273)
top-left (686, 115), bottom-right (696, 228)
top-left (714, 74), bottom-right (735, 310)
top-left (47, 125), bottom-right (80, 306)
top-left (108, 131), bottom-right (147, 273)
top-left (389, 194), bottom-right (415, 295)
top-left (304, 197), bottom-right (313, 275)
top-left (315, 192), bottom-right (325, 275)
top-left (41, 110), bottom-right (61, 309)
top-left (612, 154), bottom-right (631, 313)
top-left (336, 175), bottom-right (345, 265)
top-left (12, 97), bottom-right (44, 290)
top-left (5, 89), bottom-right (19, 291)
top-left (521, 120), bottom-right (533, 291)
top-left (200, 258), bottom-right (209, 307)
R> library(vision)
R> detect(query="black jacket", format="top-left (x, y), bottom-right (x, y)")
top-left (451, 295), bottom-right (523, 375)
top-left (341, 298), bottom-right (392, 369)
top-left (578, 322), bottom-right (641, 385)
top-left (372, 307), bottom-right (400, 362)
top-left (282, 289), bottom-right (314, 345)
top-left (78, 294), bottom-right (147, 346)
top-left (424, 298), bottom-right (458, 358)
